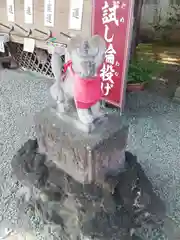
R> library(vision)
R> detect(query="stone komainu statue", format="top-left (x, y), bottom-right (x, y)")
top-left (50, 35), bottom-right (106, 126)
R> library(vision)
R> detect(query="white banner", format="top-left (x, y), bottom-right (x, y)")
top-left (6, 0), bottom-right (15, 22)
top-left (23, 38), bottom-right (35, 53)
top-left (0, 42), bottom-right (5, 53)
top-left (24, 0), bottom-right (33, 24)
top-left (68, 0), bottom-right (84, 30)
top-left (44, 0), bottom-right (55, 27)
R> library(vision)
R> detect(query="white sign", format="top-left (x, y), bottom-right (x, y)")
top-left (23, 38), bottom-right (35, 53)
top-left (24, 0), bottom-right (33, 24)
top-left (44, 0), bottom-right (55, 27)
top-left (0, 42), bottom-right (5, 53)
top-left (68, 0), bottom-right (84, 30)
top-left (6, 0), bottom-right (15, 22)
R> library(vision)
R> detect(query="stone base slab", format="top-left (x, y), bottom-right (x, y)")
top-left (34, 107), bottom-right (128, 184)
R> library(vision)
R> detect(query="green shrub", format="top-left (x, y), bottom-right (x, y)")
top-left (127, 58), bottom-right (164, 84)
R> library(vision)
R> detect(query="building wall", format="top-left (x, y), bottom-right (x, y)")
top-left (140, 0), bottom-right (180, 42)
top-left (0, 0), bottom-right (92, 49)
top-left (141, 0), bottom-right (170, 29)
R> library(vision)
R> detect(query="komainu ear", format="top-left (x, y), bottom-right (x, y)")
top-left (67, 35), bottom-right (82, 55)
top-left (67, 35), bottom-right (106, 69)
top-left (91, 35), bottom-right (106, 57)
top-left (67, 35), bottom-right (106, 56)
top-left (91, 35), bottom-right (106, 66)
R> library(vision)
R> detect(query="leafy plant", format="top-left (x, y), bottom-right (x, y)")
top-left (127, 58), bottom-right (164, 84)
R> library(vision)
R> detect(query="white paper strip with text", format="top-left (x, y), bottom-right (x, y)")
top-left (6, 0), bottom-right (15, 22)
top-left (44, 0), bottom-right (55, 27)
top-left (24, 0), bottom-right (33, 24)
top-left (68, 0), bottom-right (84, 30)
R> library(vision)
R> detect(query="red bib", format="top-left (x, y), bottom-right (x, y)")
top-left (63, 61), bottom-right (101, 109)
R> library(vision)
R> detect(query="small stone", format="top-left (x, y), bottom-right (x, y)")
top-left (39, 192), bottom-right (49, 202)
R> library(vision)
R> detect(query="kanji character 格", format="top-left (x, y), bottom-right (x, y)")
top-left (104, 25), bottom-right (114, 43)
top-left (102, 1), bottom-right (120, 26)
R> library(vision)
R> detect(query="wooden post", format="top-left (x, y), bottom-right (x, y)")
top-left (130, 0), bottom-right (144, 59)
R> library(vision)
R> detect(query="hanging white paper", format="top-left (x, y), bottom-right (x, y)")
top-left (23, 38), bottom-right (35, 53)
top-left (68, 0), bottom-right (84, 30)
top-left (44, 0), bottom-right (55, 27)
top-left (24, 0), bottom-right (33, 24)
top-left (6, 0), bottom-right (15, 22)
top-left (0, 42), bottom-right (5, 53)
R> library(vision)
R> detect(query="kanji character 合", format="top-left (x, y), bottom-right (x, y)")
top-left (106, 43), bottom-right (116, 55)
top-left (100, 63), bottom-right (115, 83)
top-left (102, 1), bottom-right (120, 26)
top-left (104, 25), bottom-right (114, 43)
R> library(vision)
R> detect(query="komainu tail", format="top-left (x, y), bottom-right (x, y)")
top-left (51, 52), bottom-right (64, 81)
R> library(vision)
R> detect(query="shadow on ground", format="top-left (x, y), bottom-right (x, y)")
top-left (125, 90), bottom-right (180, 239)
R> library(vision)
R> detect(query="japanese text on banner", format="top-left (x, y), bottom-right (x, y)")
top-left (100, 1), bottom-right (126, 96)
top-left (44, 0), bottom-right (55, 27)
top-left (6, 0), bottom-right (15, 22)
top-left (68, 0), bottom-right (84, 30)
top-left (24, 0), bottom-right (33, 24)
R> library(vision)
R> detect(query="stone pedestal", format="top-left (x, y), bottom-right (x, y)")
top-left (10, 105), bottom-right (166, 239)
top-left (34, 107), bottom-right (128, 185)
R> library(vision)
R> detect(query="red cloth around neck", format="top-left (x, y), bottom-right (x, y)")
top-left (64, 61), bottom-right (101, 109)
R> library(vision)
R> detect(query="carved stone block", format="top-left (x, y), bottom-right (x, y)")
top-left (34, 107), bottom-right (128, 184)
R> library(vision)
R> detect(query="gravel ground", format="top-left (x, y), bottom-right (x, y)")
top-left (0, 69), bottom-right (53, 237)
top-left (125, 92), bottom-right (180, 221)
top-left (0, 69), bottom-right (180, 238)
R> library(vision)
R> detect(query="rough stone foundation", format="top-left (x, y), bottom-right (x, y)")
top-left (11, 139), bottom-right (166, 239)
top-left (34, 107), bottom-right (128, 185)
